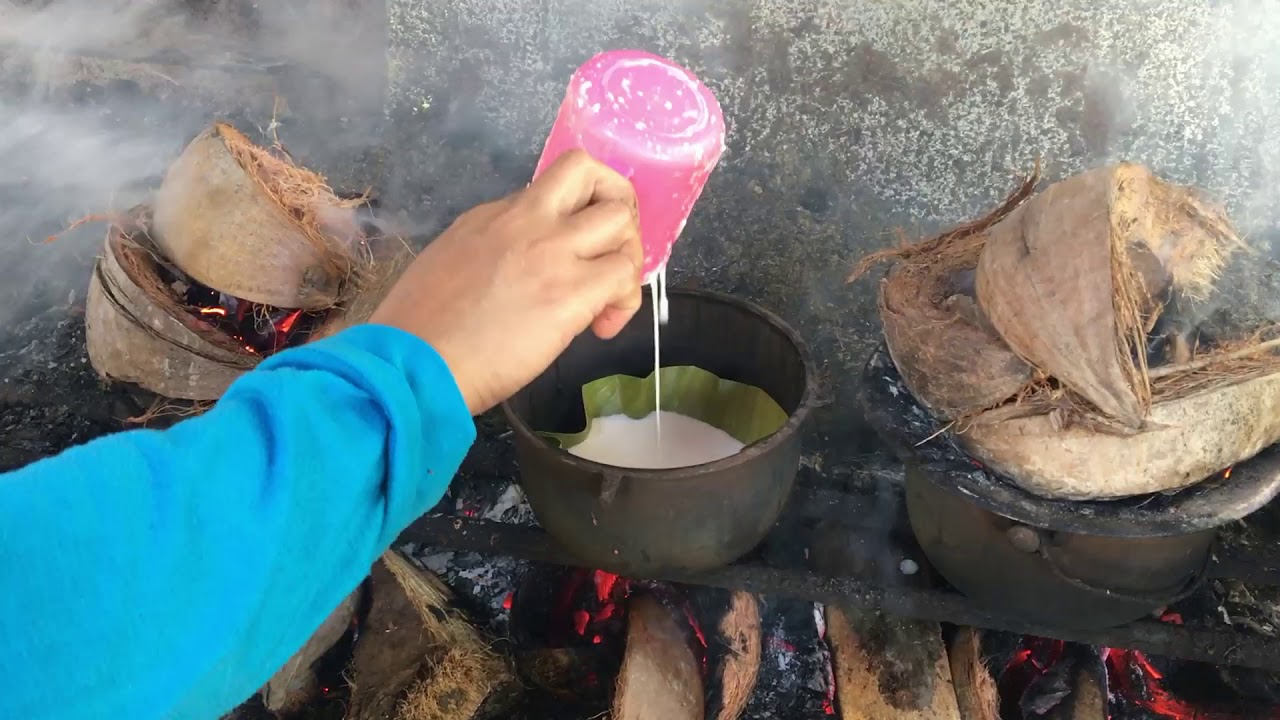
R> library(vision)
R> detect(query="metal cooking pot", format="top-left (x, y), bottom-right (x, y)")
top-left (502, 288), bottom-right (817, 576)
top-left (860, 345), bottom-right (1280, 629)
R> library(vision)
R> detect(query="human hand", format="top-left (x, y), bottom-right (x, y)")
top-left (370, 150), bottom-right (644, 415)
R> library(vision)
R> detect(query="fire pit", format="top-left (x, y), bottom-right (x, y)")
top-left (502, 287), bottom-right (818, 576)
top-left (860, 344), bottom-right (1280, 629)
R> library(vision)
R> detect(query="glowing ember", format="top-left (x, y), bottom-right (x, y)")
top-left (999, 635), bottom-right (1280, 719)
top-left (547, 568), bottom-right (632, 648)
top-left (683, 604), bottom-right (708, 650)
top-left (278, 309), bottom-right (302, 335)
top-left (501, 592), bottom-right (513, 611)
top-left (1104, 648), bottom-right (1244, 720)
top-left (181, 281), bottom-right (320, 356)
top-left (572, 610), bottom-right (591, 636)
top-left (594, 570), bottom-right (620, 603)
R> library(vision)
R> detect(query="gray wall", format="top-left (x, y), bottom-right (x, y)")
top-left (382, 0), bottom-right (1280, 449)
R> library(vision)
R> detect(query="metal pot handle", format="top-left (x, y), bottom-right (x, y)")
top-left (1037, 540), bottom-right (1211, 608)
top-left (599, 471), bottom-right (625, 505)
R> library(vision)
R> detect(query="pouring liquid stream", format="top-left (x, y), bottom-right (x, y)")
top-left (649, 267), bottom-right (669, 449)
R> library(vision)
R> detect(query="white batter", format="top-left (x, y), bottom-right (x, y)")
top-left (568, 411), bottom-right (745, 469)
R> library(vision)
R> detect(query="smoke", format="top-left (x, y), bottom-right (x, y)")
top-left (0, 0), bottom-right (385, 327)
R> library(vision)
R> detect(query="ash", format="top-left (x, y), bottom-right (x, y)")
top-left (742, 597), bottom-right (832, 719)
top-left (406, 469), bottom-right (538, 638)
top-left (0, 304), bottom-right (137, 471)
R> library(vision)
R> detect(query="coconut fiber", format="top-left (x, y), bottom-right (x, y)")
top-left (853, 163), bottom-right (1280, 498)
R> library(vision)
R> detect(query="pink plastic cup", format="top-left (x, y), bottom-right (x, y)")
top-left (533, 50), bottom-right (726, 283)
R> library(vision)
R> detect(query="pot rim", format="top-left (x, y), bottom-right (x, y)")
top-left (501, 287), bottom-right (819, 481)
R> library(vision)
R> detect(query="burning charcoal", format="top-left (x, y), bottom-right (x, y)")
top-left (507, 565), bottom-right (625, 714)
top-left (1018, 649), bottom-right (1076, 717)
top-left (1036, 646), bottom-right (1108, 720)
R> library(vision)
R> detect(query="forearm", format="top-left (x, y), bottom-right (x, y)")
top-left (0, 324), bottom-right (475, 719)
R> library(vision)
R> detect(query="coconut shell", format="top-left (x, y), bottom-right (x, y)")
top-left (85, 225), bottom-right (257, 401)
top-left (880, 264), bottom-right (1033, 419)
top-left (152, 123), bottom-right (354, 310)
top-left (961, 368), bottom-right (1280, 500)
top-left (614, 596), bottom-right (705, 720)
top-left (309, 241), bottom-right (414, 342)
top-left (976, 166), bottom-right (1149, 429)
top-left (975, 164), bottom-right (1239, 431)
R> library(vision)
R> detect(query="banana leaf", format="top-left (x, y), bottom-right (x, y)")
top-left (543, 365), bottom-right (788, 450)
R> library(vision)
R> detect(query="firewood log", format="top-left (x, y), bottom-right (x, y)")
top-left (812, 521), bottom-right (960, 720)
top-left (826, 606), bottom-right (960, 720)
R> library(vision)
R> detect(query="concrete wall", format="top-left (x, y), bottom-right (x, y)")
top-left (5, 1), bottom-right (1279, 454)
top-left (382, 0), bottom-right (1280, 447)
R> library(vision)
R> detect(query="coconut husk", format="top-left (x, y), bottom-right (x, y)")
top-left (852, 163), bottom-right (1280, 497)
top-left (975, 164), bottom-right (1237, 431)
top-left (855, 163), bottom-right (1246, 434)
top-left (379, 550), bottom-right (513, 720)
top-left (713, 592), bottom-right (761, 720)
top-left (85, 213), bottom-right (258, 400)
top-left (614, 595), bottom-right (705, 720)
top-left (946, 629), bottom-right (997, 720)
top-left (867, 176), bottom-right (1038, 419)
top-left (348, 557), bottom-right (438, 720)
top-left (152, 122), bottom-right (362, 310)
top-left (960, 367), bottom-right (1280, 499)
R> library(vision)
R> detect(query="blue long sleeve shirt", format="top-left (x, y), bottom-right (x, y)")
top-left (0, 324), bottom-right (476, 719)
